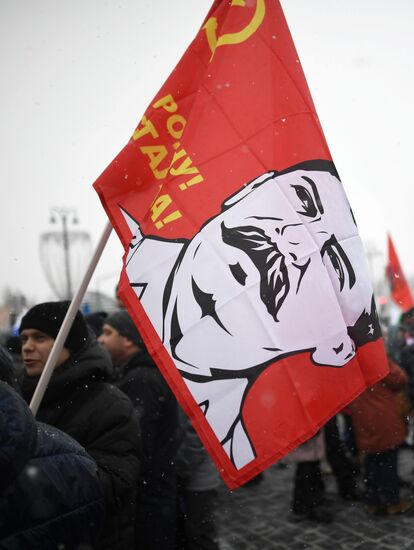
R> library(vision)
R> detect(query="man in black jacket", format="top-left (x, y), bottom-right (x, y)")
top-left (19, 301), bottom-right (141, 550)
top-left (99, 309), bottom-right (181, 550)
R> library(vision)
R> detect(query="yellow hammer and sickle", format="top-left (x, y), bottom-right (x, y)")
top-left (203, 0), bottom-right (266, 59)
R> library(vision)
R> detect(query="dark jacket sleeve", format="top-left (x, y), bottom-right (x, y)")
top-left (175, 408), bottom-right (206, 479)
top-left (120, 367), bottom-right (180, 468)
top-left (0, 382), bottom-right (104, 549)
top-left (83, 384), bottom-right (142, 514)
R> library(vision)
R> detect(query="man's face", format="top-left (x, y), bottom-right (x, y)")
top-left (163, 168), bottom-right (373, 375)
top-left (98, 324), bottom-right (129, 365)
top-left (20, 329), bottom-right (70, 377)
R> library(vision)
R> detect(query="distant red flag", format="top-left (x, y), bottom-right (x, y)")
top-left (94, 0), bottom-right (388, 488)
top-left (387, 234), bottom-right (414, 312)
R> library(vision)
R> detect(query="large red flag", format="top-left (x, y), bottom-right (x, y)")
top-left (94, 0), bottom-right (388, 488)
top-left (387, 234), bottom-right (414, 312)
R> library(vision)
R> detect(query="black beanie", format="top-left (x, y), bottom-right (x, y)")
top-left (19, 301), bottom-right (89, 353)
top-left (105, 310), bottom-right (143, 347)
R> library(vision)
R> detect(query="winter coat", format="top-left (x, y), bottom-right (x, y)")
top-left (112, 350), bottom-right (181, 549)
top-left (175, 408), bottom-right (221, 492)
top-left (112, 349), bottom-right (181, 481)
top-left (349, 359), bottom-right (408, 453)
top-left (19, 340), bottom-right (141, 549)
top-left (0, 381), bottom-right (104, 549)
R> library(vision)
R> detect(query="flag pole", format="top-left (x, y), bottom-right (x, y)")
top-left (30, 221), bottom-right (113, 416)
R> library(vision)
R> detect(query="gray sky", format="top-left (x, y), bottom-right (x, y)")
top-left (1, 0), bottom-right (413, 304)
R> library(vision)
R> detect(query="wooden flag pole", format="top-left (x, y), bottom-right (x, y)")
top-left (30, 221), bottom-right (113, 416)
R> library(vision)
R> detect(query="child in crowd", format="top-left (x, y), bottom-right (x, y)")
top-left (285, 430), bottom-right (333, 523)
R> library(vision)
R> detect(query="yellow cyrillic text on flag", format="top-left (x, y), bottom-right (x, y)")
top-left (131, 93), bottom-right (205, 230)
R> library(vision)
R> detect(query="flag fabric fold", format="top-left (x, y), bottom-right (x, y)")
top-left (94, 0), bottom-right (388, 489)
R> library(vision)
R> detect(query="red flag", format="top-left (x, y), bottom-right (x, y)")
top-left (387, 234), bottom-right (414, 312)
top-left (94, 0), bottom-right (388, 488)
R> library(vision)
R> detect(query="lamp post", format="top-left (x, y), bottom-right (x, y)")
top-left (50, 207), bottom-right (78, 300)
top-left (40, 208), bottom-right (91, 300)
top-left (49, 207), bottom-right (78, 299)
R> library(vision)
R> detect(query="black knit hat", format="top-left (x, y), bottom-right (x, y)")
top-left (105, 309), bottom-right (143, 347)
top-left (19, 301), bottom-right (89, 352)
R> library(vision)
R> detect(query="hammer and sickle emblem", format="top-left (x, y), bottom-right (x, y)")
top-left (204, 0), bottom-right (266, 59)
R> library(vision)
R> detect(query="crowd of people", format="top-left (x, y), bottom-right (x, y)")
top-left (285, 307), bottom-right (414, 523)
top-left (1, 299), bottom-right (414, 548)
top-left (1, 300), bottom-right (221, 549)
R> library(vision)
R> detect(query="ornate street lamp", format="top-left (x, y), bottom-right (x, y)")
top-left (40, 208), bottom-right (91, 300)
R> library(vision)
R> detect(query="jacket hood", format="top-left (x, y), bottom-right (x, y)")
top-left (0, 382), bottom-right (37, 492)
top-left (20, 339), bottom-right (114, 406)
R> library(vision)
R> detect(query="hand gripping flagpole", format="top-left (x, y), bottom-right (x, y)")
top-left (30, 221), bottom-right (113, 416)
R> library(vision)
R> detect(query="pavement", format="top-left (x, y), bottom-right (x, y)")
top-left (215, 448), bottom-right (414, 549)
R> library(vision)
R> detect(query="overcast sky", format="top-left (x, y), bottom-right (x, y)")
top-left (1, 0), bottom-right (413, 305)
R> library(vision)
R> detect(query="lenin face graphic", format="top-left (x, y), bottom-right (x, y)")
top-left (122, 160), bottom-right (380, 469)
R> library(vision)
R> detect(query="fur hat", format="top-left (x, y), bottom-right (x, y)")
top-left (105, 309), bottom-right (143, 347)
top-left (19, 301), bottom-right (89, 352)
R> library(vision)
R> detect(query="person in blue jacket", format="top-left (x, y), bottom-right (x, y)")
top-left (0, 375), bottom-right (105, 549)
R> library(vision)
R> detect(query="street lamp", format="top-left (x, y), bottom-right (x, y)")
top-left (40, 208), bottom-right (91, 300)
top-left (50, 207), bottom-right (77, 299)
